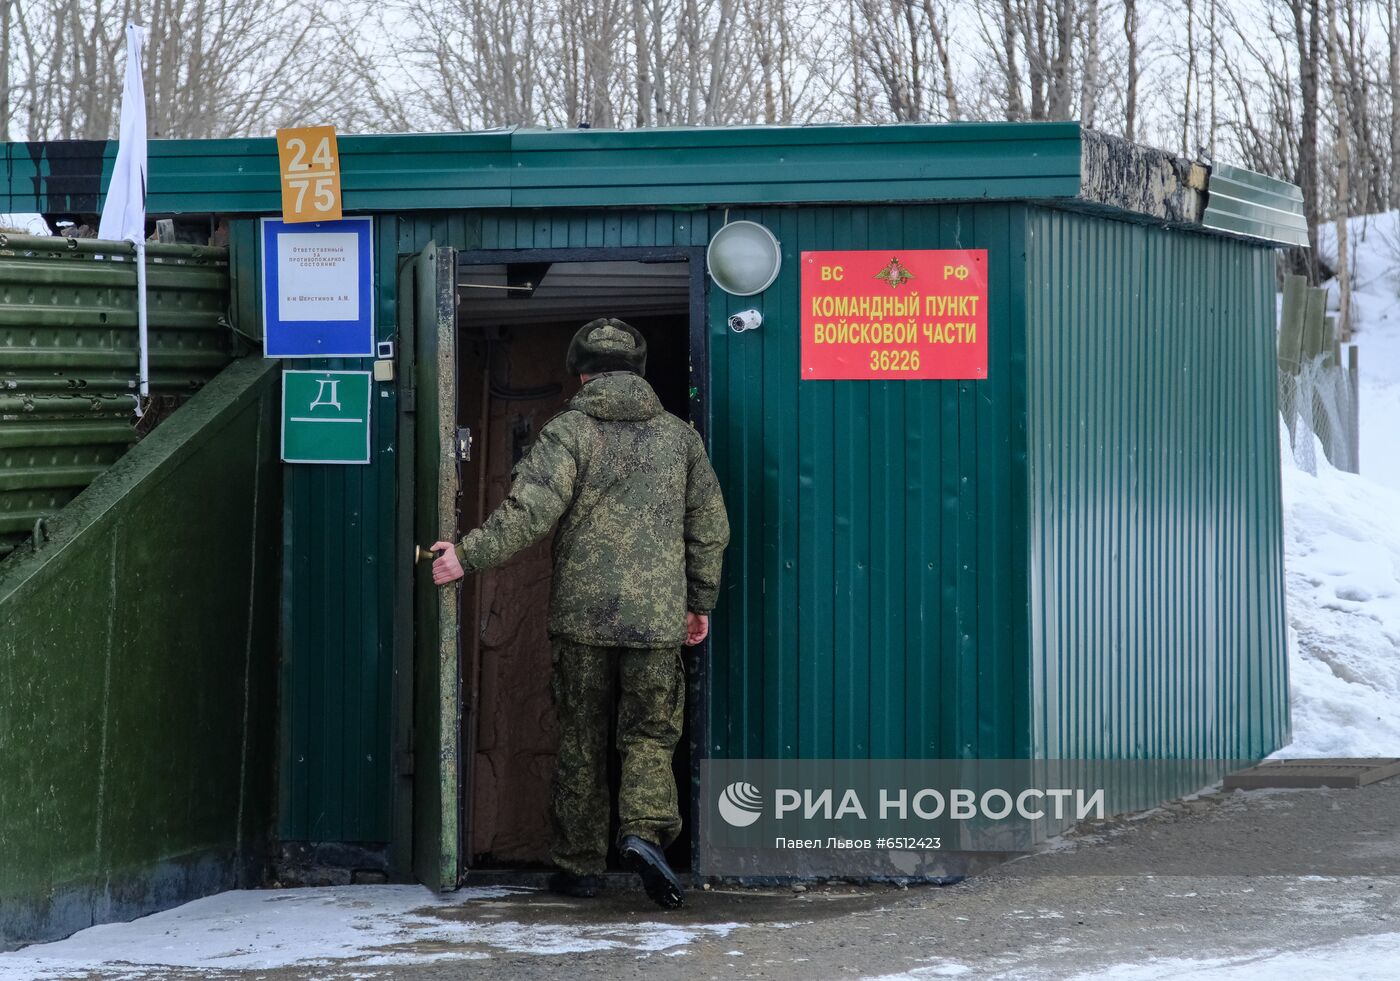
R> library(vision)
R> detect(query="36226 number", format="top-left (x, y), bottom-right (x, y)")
top-left (869, 348), bottom-right (921, 372)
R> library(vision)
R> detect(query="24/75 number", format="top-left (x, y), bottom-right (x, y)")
top-left (277, 126), bottom-right (342, 222)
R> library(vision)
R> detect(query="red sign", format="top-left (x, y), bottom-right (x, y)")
top-left (801, 249), bottom-right (988, 380)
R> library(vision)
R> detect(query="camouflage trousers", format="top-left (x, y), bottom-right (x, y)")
top-left (550, 639), bottom-right (685, 875)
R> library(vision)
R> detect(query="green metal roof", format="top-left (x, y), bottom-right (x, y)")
top-left (2, 122), bottom-right (1077, 215)
top-left (1, 122), bottom-right (1304, 244)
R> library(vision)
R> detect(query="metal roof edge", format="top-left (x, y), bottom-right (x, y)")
top-left (508, 120), bottom-right (1081, 149)
top-left (3, 123), bottom-right (1083, 216)
top-left (2, 123), bottom-right (1303, 245)
top-left (1202, 162), bottom-right (1309, 247)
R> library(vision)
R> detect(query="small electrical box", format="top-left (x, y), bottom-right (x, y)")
top-left (373, 359), bottom-right (395, 382)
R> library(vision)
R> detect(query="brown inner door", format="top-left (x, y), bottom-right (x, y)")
top-left (454, 331), bottom-right (490, 864)
top-left (455, 257), bottom-right (695, 869)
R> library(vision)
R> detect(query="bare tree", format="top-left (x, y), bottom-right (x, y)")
top-left (10, 0), bottom-right (374, 140)
top-left (739, 0), bottom-right (837, 123)
top-left (998, 0), bottom-right (1027, 119)
top-left (1293, 0), bottom-right (1325, 273)
top-left (1182, 0), bottom-right (1196, 154)
top-left (1047, 0), bottom-right (1076, 117)
top-left (1207, 0), bottom-right (1218, 157)
top-left (1123, 0), bottom-right (1138, 140)
top-left (0, 0), bottom-right (12, 141)
top-left (850, 0), bottom-right (959, 121)
top-left (1390, 0), bottom-right (1400, 206)
top-left (4, 0), bottom-right (1392, 281)
top-left (974, 0), bottom-right (1087, 121)
top-left (1081, 0), bottom-right (1100, 128)
top-left (1326, 0), bottom-right (1352, 335)
top-left (634, 0), bottom-right (654, 126)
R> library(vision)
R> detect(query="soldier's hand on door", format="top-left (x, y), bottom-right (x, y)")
top-left (684, 612), bottom-right (709, 647)
top-left (431, 541), bottom-right (464, 585)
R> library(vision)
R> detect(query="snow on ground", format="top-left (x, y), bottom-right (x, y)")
top-left (0, 885), bottom-right (743, 979)
top-left (1276, 211), bottom-right (1400, 758)
top-left (865, 931), bottom-right (1400, 979)
top-left (1275, 430), bottom-right (1400, 757)
top-left (1066, 931), bottom-right (1400, 980)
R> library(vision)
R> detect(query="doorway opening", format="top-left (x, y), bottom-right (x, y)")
top-left (452, 251), bottom-right (704, 874)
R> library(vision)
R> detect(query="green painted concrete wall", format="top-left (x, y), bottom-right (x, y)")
top-left (0, 357), bottom-right (281, 947)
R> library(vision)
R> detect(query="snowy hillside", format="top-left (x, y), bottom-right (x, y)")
top-left (1278, 211), bottom-right (1400, 757)
top-left (1317, 210), bottom-right (1400, 494)
top-left (1277, 433), bottom-right (1400, 756)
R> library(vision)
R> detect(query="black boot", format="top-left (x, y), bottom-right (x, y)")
top-left (618, 834), bottom-right (684, 909)
top-left (548, 870), bottom-right (603, 898)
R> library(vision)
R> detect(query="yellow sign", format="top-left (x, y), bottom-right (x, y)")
top-left (276, 125), bottom-right (342, 223)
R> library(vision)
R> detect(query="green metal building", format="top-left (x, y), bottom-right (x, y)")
top-left (0, 122), bottom-right (1299, 942)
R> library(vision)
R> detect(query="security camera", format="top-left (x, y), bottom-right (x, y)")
top-left (728, 309), bottom-right (763, 333)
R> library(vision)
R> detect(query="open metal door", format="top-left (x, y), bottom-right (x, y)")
top-left (411, 241), bottom-right (461, 890)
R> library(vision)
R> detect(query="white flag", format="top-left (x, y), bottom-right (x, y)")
top-left (97, 24), bottom-right (148, 243)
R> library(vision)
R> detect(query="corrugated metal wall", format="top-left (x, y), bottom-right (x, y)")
top-left (277, 201), bottom-right (1288, 849)
top-left (275, 209), bottom-right (729, 846)
top-left (1023, 206), bottom-right (1289, 760)
top-left (0, 235), bottom-right (232, 557)
top-left (275, 204), bottom-right (1032, 845)
top-left (232, 216), bottom-right (404, 846)
top-left (708, 205), bottom-right (1030, 761)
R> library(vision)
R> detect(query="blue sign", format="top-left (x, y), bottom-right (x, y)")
top-left (261, 216), bottom-right (374, 358)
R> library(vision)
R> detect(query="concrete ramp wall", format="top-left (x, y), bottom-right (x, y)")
top-left (0, 356), bottom-right (280, 948)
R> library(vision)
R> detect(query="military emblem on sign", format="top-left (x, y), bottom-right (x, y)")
top-left (875, 257), bottom-right (915, 289)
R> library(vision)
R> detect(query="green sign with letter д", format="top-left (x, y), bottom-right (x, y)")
top-left (281, 370), bottom-right (372, 464)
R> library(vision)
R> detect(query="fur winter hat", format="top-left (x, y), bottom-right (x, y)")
top-left (565, 318), bottom-right (648, 376)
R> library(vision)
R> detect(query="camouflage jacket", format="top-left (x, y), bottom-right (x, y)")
top-left (455, 371), bottom-right (730, 648)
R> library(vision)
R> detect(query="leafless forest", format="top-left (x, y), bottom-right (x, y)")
top-left (2, 0), bottom-right (1397, 249)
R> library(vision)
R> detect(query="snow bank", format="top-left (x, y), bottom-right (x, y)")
top-left (1275, 426), bottom-right (1400, 757)
top-left (0, 885), bottom-right (743, 979)
top-left (1280, 211), bottom-right (1400, 757)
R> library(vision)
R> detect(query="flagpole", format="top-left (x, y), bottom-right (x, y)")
top-left (136, 239), bottom-right (149, 401)
top-left (96, 21), bottom-right (149, 416)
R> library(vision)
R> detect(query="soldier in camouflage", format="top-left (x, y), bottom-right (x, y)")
top-left (431, 318), bottom-right (729, 908)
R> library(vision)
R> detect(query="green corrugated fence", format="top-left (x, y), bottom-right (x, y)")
top-left (0, 233), bottom-right (234, 556)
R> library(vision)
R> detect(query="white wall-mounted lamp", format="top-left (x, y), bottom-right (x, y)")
top-left (707, 220), bottom-right (781, 296)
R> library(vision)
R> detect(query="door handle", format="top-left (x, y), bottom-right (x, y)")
top-left (456, 427), bottom-right (472, 462)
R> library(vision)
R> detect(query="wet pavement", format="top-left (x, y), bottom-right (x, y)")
top-left (7, 777), bottom-right (1398, 980)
